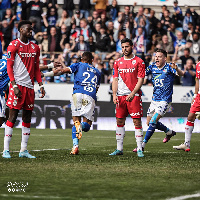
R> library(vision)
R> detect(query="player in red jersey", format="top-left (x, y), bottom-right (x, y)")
top-left (173, 61), bottom-right (200, 152)
top-left (109, 38), bottom-right (145, 157)
top-left (2, 20), bottom-right (45, 159)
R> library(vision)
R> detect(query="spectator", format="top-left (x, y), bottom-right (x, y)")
top-left (79, 0), bottom-right (91, 19)
top-left (1, 20), bottom-right (12, 51)
top-left (107, 0), bottom-right (119, 22)
top-left (93, 0), bottom-right (108, 16)
top-left (173, 47), bottom-right (195, 70)
top-left (160, 5), bottom-right (167, 19)
top-left (42, 7), bottom-right (57, 30)
top-left (190, 32), bottom-right (200, 59)
top-left (183, 10), bottom-right (193, 36)
top-left (148, 9), bottom-right (159, 33)
top-left (99, 13), bottom-right (108, 29)
top-left (56, 10), bottom-right (71, 27)
top-left (106, 21), bottom-right (114, 36)
top-left (172, 0), bottom-right (183, 26)
top-left (46, 0), bottom-right (59, 10)
top-left (48, 26), bottom-right (61, 53)
top-left (118, 6), bottom-right (133, 32)
top-left (171, 31), bottom-right (186, 56)
top-left (35, 31), bottom-right (49, 52)
top-left (12, 21), bottom-right (20, 40)
top-left (74, 10), bottom-right (81, 28)
top-left (79, 18), bottom-right (92, 42)
top-left (161, 10), bottom-right (171, 30)
top-left (134, 6), bottom-right (146, 26)
top-left (182, 59), bottom-right (196, 86)
top-left (132, 27), bottom-right (145, 54)
top-left (91, 11), bottom-right (100, 27)
top-left (12, 0), bottom-right (27, 21)
top-left (73, 35), bottom-right (90, 52)
top-left (0, 0), bottom-right (11, 21)
top-left (3, 8), bottom-right (16, 28)
top-left (27, 0), bottom-right (47, 31)
top-left (63, 0), bottom-right (74, 17)
top-left (88, 36), bottom-right (96, 52)
top-left (186, 22), bottom-right (195, 40)
top-left (157, 35), bottom-right (174, 54)
top-left (151, 21), bottom-right (167, 39)
top-left (95, 27), bottom-right (110, 53)
top-left (97, 61), bottom-right (109, 83)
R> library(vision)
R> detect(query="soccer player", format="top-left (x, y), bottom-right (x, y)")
top-left (60, 51), bottom-right (101, 155)
top-left (109, 38), bottom-right (146, 157)
top-left (173, 60), bottom-right (200, 151)
top-left (133, 49), bottom-right (184, 152)
top-left (0, 54), bottom-right (10, 126)
top-left (2, 20), bottom-right (45, 159)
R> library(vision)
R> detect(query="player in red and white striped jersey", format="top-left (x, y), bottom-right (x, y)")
top-left (2, 20), bottom-right (45, 159)
top-left (173, 60), bottom-right (200, 152)
top-left (109, 38), bottom-right (145, 157)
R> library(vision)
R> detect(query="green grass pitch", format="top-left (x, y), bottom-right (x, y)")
top-left (0, 128), bottom-right (200, 200)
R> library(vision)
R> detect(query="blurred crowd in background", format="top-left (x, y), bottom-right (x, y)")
top-left (0, 0), bottom-right (200, 86)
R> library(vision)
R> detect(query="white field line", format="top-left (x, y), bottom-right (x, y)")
top-left (0, 194), bottom-right (70, 199)
top-left (167, 192), bottom-right (200, 200)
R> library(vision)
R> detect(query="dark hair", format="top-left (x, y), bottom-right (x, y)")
top-left (18, 20), bottom-right (32, 31)
top-left (121, 38), bottom-right (133, 46)
top-left (156, 49), bottom-right (167, 57)
top-left (82, 52), bottom-right (94, 63)
top-left (184, 48), bottom-right (190, 53)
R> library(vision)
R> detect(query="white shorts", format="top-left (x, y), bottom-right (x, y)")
top-left (70, 93), bottom-right (95, 122)
top-left (147, 100), bottom-right (171, 117)
top-left (0, 95), bottom-right (6, 118)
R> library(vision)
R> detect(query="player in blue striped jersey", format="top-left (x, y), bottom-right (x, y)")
top-left (0, 54), bottom-right (10, 126)
top-left (60, 52), bottom-right (101, 155)
top-left (133, 49), bottom-right (184, 152)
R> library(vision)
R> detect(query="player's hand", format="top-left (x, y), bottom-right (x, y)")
top-left (14, 87), bottom-right (22, 98)
top-left (40, 87), bottom-right (45, 98)
top-left (126, 93), bottom-right (135, 102)
top-left (113, 94), bottom-right (119, 105)
top-left (53, 61), bottom-right (62, 68)
top-left (53, 67), bottom-right (62, 76)
top-left (41, 72), bottom-right (44, 78)
top-left (170, 62), bottom-right (178, 70)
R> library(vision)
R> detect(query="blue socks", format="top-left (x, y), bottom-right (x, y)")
top-left (156, 121), bottom-right (169, 133)
top-left (72, 126), bottom-right (79, 146)
top-left (143, 123), bottom-right (156, 143)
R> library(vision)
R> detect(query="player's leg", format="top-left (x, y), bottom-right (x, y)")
top-left (3, 108), bottom-right (19, 158)
top-left (173, 112), bottom-right (196, 151)
top-left (109, 117), bottom-right (125, 155)
top-left (109, 96), bottom-right (127, 156)
top-left (18, 109), bottom-right (36, 158)
top-left (133, 118), bottom-right (144, 157)
top-left (142, 112), bottom-right (162, 149)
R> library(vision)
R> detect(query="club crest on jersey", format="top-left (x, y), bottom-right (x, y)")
top-left (132, 60), bottom-right (136, 65)
top-left (7, 51), bottom-right (11, 59)
top-left (31, 44), bottom-right (35, 49)
top-left (163, 69), bottom-right (167, 73)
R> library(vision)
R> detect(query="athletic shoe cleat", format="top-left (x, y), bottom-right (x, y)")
top-left (109, 149), bottom-right (123, 156)
top-left (2, 150), bottom-right (11, 158)
top-left (70, 146), bottom-right (79, 155)
top-left (74, 121), bottom-right (82, 139)
top-left (19, 150), bottom-right (36, 158)
top-left (137, 149), bottom-right (144, 157)
top-left (173, 143), bottom-right (190, 152)
top-left (163, 130), bottom-right (176, 143)
top-left (133, 147), bottom-right (144, 153)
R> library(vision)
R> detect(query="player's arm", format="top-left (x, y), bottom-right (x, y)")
top-left (170, 62), bottom-right (184, 76)
top-left (112, 77), bottom-right (118, 104)
top-left (39, 62), bottom-right (62, 71)
top-left (126, 77), bottom-right (144, 102)
top-left (35, 46), bottom-right (45, 98)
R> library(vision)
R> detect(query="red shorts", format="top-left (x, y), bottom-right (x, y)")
top-left (189, 94), bottom-right (200, 113)
top-left (6, 84), bottom-right (35, 110)
top-left (116, 95), bottom-right (143, 119)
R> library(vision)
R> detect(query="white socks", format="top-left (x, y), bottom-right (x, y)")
top-left (116, 125), bottom-right (125, 151)
top-left (185, 121), bottom-right (194, 147)
top-left (135, 127), bottom-right (143, 151)
top-left (21, 125), bottom-right (30, 152)
top-left (4, 124), bottom-right (13, 151)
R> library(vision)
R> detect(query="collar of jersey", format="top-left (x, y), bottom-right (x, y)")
top-left (156, 62), bottom-right (167, 70)
top-left (18, 38), bottom-right (30, 45)
top-left (123, 55), bottom-right (135, 60)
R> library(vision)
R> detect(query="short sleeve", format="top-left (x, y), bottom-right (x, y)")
top-left (138, 60), bottom-right (145, 78)
top-left (113, 60), bottom-right (119, 78)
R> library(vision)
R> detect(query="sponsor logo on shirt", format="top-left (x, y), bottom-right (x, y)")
top-left (119, 68), bottom-right (135, 73)
top-left (19, 52), bottom-right (37, 58)
top-left (132, 60), bottom-right (136, 65)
